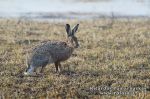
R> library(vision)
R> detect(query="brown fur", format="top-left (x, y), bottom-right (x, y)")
top-left (25, 24), bottom-right (79, 74)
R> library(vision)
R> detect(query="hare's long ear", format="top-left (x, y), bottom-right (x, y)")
top-left (72, 24), bottom-right (79, 35)
top-left (65, 24), bottom-right (71, 36)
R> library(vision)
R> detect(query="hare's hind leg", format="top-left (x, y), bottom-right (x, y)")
top-left (40, 62), bottom-right (49, 73)
top-left (24, 65), bottom-right (36, 75)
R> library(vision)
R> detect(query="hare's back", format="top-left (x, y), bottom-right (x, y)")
top-left (33, 40), bottom-right (66, 49)
top-left (31, 41), bottom-right (71, 62)
top-left (44, 41), bottom-right (72, 61)
top-left (34, 41), bottom-right (68, 52)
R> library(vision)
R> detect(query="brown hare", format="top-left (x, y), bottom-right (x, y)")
top-left (24, 24), bottom-right (79, 75)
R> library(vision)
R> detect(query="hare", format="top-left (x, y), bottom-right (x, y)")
top-left (24, 24), bottom-right (79, 75)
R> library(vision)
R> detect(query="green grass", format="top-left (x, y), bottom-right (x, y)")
top-left (0, 18), bottom-right (150, 98)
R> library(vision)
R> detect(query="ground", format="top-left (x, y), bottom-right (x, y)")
top-left (0, 18), bottom-right (150, 98)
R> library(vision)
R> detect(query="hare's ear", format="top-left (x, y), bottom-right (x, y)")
top-left (65, 24), bottom-right (71, 36)
top-left (72, 24), bottom-right (79, 35)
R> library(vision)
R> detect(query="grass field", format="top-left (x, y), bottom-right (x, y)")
top-left (0, 18), bottom-right (150, 98)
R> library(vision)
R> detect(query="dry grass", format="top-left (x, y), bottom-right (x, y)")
top-left (0, 18), bottom-right (150, 98)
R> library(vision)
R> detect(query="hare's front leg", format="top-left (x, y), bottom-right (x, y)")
top-left (54, 62), bottom-right (62, 73)
top-left (40, 65), bottom-right (46, 73)
top-left (58, 62), bottom-right (62, 72)
top-left (55, 62), bottom-right (59, 72)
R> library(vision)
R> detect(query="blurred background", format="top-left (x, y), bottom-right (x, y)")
top-left (0, 0), bottom-right (149, 20)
